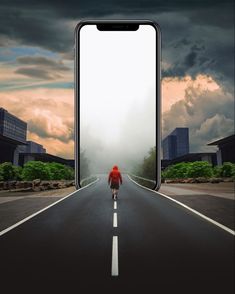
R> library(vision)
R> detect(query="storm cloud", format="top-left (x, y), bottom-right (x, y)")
top-left (0, 0), bottom-right (233, 160)
top-left (0, 0), bottom-right (234, 87)
top-left (15, 55), bottom-right (70, 80)
top-left (0, 88), bottom-right (74, 157)
top-left (163, 87), bottom-right (234, 152)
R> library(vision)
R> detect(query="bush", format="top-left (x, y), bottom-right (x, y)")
top-left (47, 162), bottom-right (74, 180)
top-left (162, 162), bottom-right (190, 179)
top-left (0, 162), bottom-right (22, 181)
top-left (213, 162), bottom-right (235, 177)
top-left (21, 161), bottom-right (51, 181)
top-left (187, 161), bottom-right (213, 178)
top-left (13, 165), bottom-right (23, 180)
top-left (162, 161), bottom-right (213, 179)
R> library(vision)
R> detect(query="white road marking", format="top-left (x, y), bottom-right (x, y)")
top-left (128, 175), bottom-right (235, 236)
top-left (0, 178), bottom-right (100, 237)
top-left (113, 212), bottom-right (118, 227)
top-left (114, 201), bottom-right (117, 210)
top-left (111, 236), bottom-right (119, 276)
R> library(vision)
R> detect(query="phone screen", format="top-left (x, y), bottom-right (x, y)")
top-left (76, 22), bottom-right (160, 189)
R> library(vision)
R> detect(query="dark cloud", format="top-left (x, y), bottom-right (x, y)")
top-left (163, 87), bottom-right (234, 152)
top-left (0, 6), bottom-right (73, 52)
top-left (28, 118), bottom-right (73, 143)
top-left (17, 56), bottom-right (70, 71)
top-left (14, 55), bottom-right (70, 79)
top-left (0, 1), bottom-right (233, 88)
top-left (15, 67), bottom-right (59, 79)
top-left (159, 11), bottom-right (234, 87)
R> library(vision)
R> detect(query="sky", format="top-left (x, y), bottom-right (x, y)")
top-left (0, 0), bottom-right (234, 167)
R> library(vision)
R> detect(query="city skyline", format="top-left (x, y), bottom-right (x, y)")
top-left (2, 106), bottom-right (233, 163)
top-left (0, 0), bottom-right (234, 158)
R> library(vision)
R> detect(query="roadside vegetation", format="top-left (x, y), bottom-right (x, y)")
top-left (134, 146), bottom-right (235, 180)
top-left (162, 161), bottom-right (235, 179)
top-left (0, 161), bottom-right (74, 181)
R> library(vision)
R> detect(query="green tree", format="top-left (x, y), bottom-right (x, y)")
top-left (162, 161), bottom-right (213, 178)
top-left (13, 165), bottom-right (23, 180)
top-left (213, 162), bottom-right (235, 177)
top-left (21, 161), bottom-right (51, 181)
top-left (162, 162), bottom-right (190, 179)
top-left (47, 162), bottom-right (74, 180)
top-left (0, 162), bottom-right (20, 181)
top-left (187, 161), bottom-right (213, 178)
top-left (135, 147), bottom-right (156, 180)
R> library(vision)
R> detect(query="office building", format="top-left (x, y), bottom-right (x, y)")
top-left (18, 152), bottom-right (74, 168)
top-left (208, 134), bottom-right (235, 165)
top-left (17, 141), bottom-right (46, 154)
top-left (1, 107), bottom-right (74, 168)
top-left (14, 141), bottom-right (46, 165)
top-left (0, 108), bottom-right (27, 164)
top-left (163, 128), bottom-right (189, 160)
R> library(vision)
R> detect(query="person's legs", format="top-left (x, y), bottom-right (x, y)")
top-left (115, 189), bottom-right (119, 199)
top-left (111, 189), bottom-right (115, 199)
top-left (113, 188), bottom-right (119, 200)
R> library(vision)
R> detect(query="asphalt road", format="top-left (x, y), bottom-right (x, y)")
top-left (0, 175), bottom-right (234, 293)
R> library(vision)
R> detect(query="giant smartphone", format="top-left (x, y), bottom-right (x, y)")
top-left (75, 20), bottom-right (161, 190)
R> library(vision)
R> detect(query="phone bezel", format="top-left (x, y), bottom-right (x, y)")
top-left (75, 20), bottom-right (161, 190)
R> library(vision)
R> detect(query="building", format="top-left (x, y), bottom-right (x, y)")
top-left (162, 135), bottom-right (176, 160)
top-left (163, 128), bottom-right (189, 160)
top-left (17, 140), bottom-right (46, 154)
top-left (208, 134), bottom-right (235, 165)
top-left (14, 140), bottom-right (46, 165)
top-left (0, 108), bottom-right (27, 164)
top-left (0, 107), bottom-right (74, 168)
top-left (18, 152), bottom-right (74, 168)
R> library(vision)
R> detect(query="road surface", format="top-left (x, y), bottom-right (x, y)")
top-left (0, 175), bottom-right (234, 293)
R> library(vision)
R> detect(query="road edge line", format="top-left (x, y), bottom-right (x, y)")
top-left (128, 175), bottom-right (235, 236)
top-left (0, 178), bottom-right (99, 237)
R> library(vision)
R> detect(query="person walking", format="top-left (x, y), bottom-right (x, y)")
top-left (108, 165), bottom-right (122, 200)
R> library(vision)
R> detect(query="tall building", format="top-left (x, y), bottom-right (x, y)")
top-left (17, 141), bottom-right (46, 154)
top-left (14, 140), bottom-right (46, 165)
top-left (0, 108), bottom-right (26, 143)
top-left (163, 127), bottom-right (189, 160)
top-left (0, 108), bottom-right (27, 164)
top-left (0, 107), bottom-right (73, 168)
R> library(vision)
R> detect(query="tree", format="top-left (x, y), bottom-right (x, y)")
top-left (213, 162), bottom-right (235, 177)
top-left (135, 147), bottom-right (156, 180)
top-left (47, 162), bottom-right (74, 180)
top-left (162, 161), bottom-right (214, 178)
top-left (187, 161), bottom-right (213, 178)
top-left (0, 162), bottom-right (21, 181)
top-left (162, 162), bottom-right (190, 179)
top-left (21, 161), bottom-right (51, 181)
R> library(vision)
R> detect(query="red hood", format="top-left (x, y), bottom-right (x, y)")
top-left (113, 165), bottom-right (118, 170)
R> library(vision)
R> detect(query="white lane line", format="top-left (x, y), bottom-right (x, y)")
top-left (113, 212), bottom-right (118, 227)
top-left (111, 236), bottom-right (119, 276)
top-left (0, 178), bottom-right (100, 237)
top-left (114, 201), bottom-right (117, 210)
top-left (128, 175), bottom-right (235, 236)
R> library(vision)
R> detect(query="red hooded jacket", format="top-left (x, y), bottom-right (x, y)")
top-left (108, 165), bottom-right (122, 185)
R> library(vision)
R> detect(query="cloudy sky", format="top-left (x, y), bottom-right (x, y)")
top-left (0, 0), bottom-right (234, 161)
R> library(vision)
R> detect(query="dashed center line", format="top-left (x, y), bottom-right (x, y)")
top-left (113, 212), bottom-right (118, 227)
top-left (114, 201), bottom-right (117, 210)
top-left (111, 236), bottom-right (119, 276)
